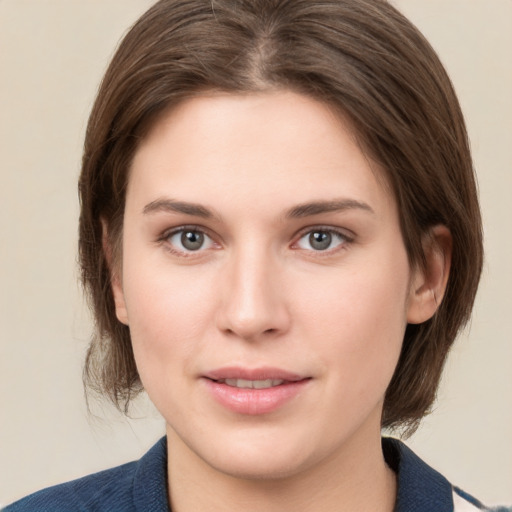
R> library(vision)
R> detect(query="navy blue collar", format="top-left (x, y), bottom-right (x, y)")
top-left (383, 437), bottom-right (454, 512)
top-left (134, 437), bottom-right (454, 512)
top-left (133, 437), bottom-right (170, 511)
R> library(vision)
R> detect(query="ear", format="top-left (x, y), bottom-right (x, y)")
top-left (407, 225), bottom-right (452, 325)
top-left (101, 219), bottom-right (129, 325)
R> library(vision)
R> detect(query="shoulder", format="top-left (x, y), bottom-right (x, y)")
top-left (2, 461), bottom-right (138, 511)
top-left (2, 437), bottom-right (169, 512)
top-left (453, 488), bottom-right (512, 512)
top-left (383, 437), bottom-right (510, 512)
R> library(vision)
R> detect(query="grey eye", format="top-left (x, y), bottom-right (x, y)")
top-left (309, 231), bottom-right (332, 250)
top-left (181, 230), bottom-right (204, 251)
top-left (296, 229), bottom-right (346, 252)
top-left (168, 229), bottom-right (214, 253)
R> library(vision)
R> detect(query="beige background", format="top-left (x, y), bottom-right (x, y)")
top-left (0, 0), bottom-right (511, 507)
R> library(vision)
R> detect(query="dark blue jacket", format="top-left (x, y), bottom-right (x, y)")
top-left (3, 437), bottom-right (509, 511)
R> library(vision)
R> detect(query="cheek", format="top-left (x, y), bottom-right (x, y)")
top-left (297, 249), bottom-right (410, 386)
top-left (121, 257), bottom-right (219, 379)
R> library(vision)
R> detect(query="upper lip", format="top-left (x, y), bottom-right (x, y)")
top-left (203, 366), bottom-right (307, 382)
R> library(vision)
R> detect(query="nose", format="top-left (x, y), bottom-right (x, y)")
top-left (216, 245), bottom-right (291, 341)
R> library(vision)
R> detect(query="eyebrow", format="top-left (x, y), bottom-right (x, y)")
top-left (142, 197), bottom-right (374, 220)
top-left (143, 199), bottom-right (214, 218)
top-left (285, 199), bottom-right (374, 218)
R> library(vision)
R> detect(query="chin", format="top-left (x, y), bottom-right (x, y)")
top-left (197, 425), bottom-right (329, 482)
top-left (207, 448), bottom-right (312, 481)
top-left (168, 420), bottom-right (317, 482)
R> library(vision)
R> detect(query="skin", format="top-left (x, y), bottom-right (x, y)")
top-left (110, 91), bottom-right (450, 512)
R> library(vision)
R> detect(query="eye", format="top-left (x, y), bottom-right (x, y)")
top-left (295, 229), bottom-right (349, 252)
top-left (166, 228), bottom-right (216, 253)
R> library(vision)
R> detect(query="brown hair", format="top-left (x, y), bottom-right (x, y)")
top-left (79, 0), bottom-right (483, 431)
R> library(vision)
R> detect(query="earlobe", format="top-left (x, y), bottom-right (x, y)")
top-left (101, 219), bottom-right (129, 326)
top-left (407, 225), bottom-right (452, 325)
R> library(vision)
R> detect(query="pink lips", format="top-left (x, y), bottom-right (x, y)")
top-left (202, 367), bottom-right (311, 415)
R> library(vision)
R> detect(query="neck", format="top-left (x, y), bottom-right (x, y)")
top-left (166, 425), bottom-right (396, 512)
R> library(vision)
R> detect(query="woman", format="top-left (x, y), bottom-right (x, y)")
top-left (4, 0), bottom-right (509, 511)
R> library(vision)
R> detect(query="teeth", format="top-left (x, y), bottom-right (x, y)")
top-left (223, 378), bottom-right (285, 389)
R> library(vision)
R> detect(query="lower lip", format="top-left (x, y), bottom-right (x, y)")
top-left (203, 379), bottom-right (310, 415)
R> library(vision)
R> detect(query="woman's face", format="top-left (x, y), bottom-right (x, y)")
top-left (113, 91), bottom-right (424, 479)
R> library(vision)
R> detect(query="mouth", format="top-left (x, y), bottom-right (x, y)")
top-left (202, 367), bottom-right (311, 415)
top-left (204, 366), bottom-right (306, 382)
top-left (215, 378), bottom-right (286, 389)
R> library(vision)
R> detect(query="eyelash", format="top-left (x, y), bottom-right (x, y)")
top-left (158, 225), bottom-right (354, 257)
top-left (158, 225), bottom-right (219, 257)
top-left (293, 226), bottom-right (354, 254)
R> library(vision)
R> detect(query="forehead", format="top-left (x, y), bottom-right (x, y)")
top-left (128, 90), bottom-right (396, 219)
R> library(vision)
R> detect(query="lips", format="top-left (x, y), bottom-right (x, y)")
top-left (204, 366), bottom-right (306, 382)
top-left (202, 367), bottom-right (311, 415)
top-left (220, 378), bottom-right (285, 389)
